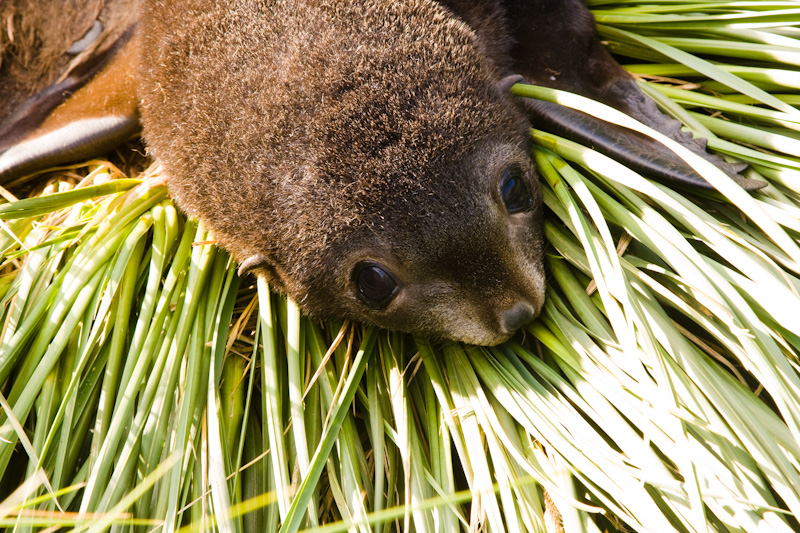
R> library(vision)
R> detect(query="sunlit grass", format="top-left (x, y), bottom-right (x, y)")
top-left (1, 1), bottom-right (800, 531)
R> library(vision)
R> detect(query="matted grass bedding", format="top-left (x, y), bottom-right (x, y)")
top-left (2, 1), bottom-right (800, 531)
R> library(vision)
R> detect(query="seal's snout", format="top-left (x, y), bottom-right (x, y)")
top-left (498, 301), bottom-right (538, 336)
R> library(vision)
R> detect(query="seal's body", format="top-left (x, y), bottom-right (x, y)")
top-left (0, 0), bottom-right (757, 344)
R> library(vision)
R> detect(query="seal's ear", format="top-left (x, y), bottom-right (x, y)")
top-left (0, 28), bottom-right (140, 185)
top-left (496, 74), bottom-right (525, 95)
top-left (237, 253), bottom-right (288, 291)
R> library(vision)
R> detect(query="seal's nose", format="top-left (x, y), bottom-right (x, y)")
top-left (499, 302), bottom-right (536, 335)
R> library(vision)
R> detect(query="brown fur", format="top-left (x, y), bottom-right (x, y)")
top-left (0, 0), bottom-right (136, 118)
top-left (138, 0), bottom-right (546, 344)
top-left (0, 0), bottom-right (97, 117)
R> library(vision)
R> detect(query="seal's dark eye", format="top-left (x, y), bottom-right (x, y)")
top-left (500, 165), bottom-right (532, 214)
top-left (353, 262), bottom-right (399, 309)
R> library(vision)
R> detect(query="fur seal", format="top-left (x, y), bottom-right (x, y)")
top-left (0, 0), bottom-right (762, 344)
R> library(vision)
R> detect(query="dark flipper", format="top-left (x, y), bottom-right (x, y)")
top-left (0, 116), bottom-right (139, 185)
top-left (519, 95), bottom-right (766, 191)
top-left (496, 0), bottom-right (764, 191)
top-left (0, 28), bottom-right (140, 185)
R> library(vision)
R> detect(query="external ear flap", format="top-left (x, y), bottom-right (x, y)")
top-left (237, 253), bottom-right (287, 291)
top-left (510, 79), bottom-right (766, 191)
top-left (0, 28), bottom-right (140, 185)
top-left (496, 74), bottom-right (525, 95)
top-left (238, 254), bottom-right (271, 277)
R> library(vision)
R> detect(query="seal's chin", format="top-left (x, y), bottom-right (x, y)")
top-left (461, 331), bottom-right (516, 347)
top-left (454, 324), bottom-right (530, 347)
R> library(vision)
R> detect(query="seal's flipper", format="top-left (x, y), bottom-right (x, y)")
top-left (520, 97), bottom-right (766, 191)
top-left (0, 30), bottom-right (140, 185)
top-left (502, 0), bottom-right (760, 190)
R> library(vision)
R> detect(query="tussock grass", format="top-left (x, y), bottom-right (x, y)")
top-left (2, 1), bottom-right (800, 531)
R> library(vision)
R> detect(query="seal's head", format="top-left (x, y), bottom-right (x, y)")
top-left (139, 0), bottom-right (545, 345)
top-left (305, 145), bottom-right (546, 346)
top-left (238, 76), bottom-right (546, 345)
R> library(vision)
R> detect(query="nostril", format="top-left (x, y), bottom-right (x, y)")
top-left (500, 302), bottom-right (536, 334)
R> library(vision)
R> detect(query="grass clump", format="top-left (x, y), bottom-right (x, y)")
top-left (2, 1), bottom-right (800, 531)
